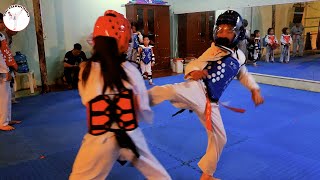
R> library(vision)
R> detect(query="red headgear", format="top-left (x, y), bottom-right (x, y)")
top-left (93, 10), bottom-right (131, 54)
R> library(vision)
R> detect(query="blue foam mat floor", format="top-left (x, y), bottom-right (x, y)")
top-left (247, 54), bottom-right (320, 81)
top-left (1, 73), bottom-right (320, 180)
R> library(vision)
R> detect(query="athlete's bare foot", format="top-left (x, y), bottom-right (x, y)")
top-left (200, 173), bottom-right (220, 180)
top-left (0, 125), bottom-right (15, 131)
top-left (9, 120), bottom-right (22, 125)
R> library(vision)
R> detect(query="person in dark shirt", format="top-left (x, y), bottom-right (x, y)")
top-left (63, 43), bottom-right (87, 89)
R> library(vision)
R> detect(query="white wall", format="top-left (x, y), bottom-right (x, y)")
top-left (40, 0), bottom-right (129, 85)
top-left (9, 0), bottom-right (129, 87)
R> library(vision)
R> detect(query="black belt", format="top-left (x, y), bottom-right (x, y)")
top-left (209, 97), bottom-right (219, 103)
top-left (114, 130), bottom-right (140, 165)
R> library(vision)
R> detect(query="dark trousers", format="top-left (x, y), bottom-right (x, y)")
top-left (64, 67), bottom-right (79, 88)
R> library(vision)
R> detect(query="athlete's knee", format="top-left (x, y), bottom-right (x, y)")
top-left (148, 85), bottom-right (177, 106)
top-left (217, 130), bottom-right (227, 147)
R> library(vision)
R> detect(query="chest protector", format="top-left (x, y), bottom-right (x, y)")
top-left (141, 47), bottom-right (152, 64)
top-left (283, 35), bottom-right (291, 44)
top-left (87, 89), bottom-right (138, 136)
top-left (0, 35), bottom-right (16, 67)
top-left (254, 38), bottom-right (261, 49)
top-left (203, 55), bottom-right (241, 102)
top-left (268, 35), bottom-right (276, 45)
top-left (133, 34), bottom-right (140, 49)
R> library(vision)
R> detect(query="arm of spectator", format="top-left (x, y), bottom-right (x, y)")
top-left (280, 35), bottom-right (285, 44)
top-left (64, 62), bottom-right (74, 68)
top-left (137, 32), bottom-right (143, 43)
top-left (63, 53), bottom-right (74, 68)
top-left (81, 51), bottom-right (88, 62)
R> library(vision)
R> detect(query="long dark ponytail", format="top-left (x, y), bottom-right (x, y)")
top-left (82, 36), bottom-right (128, 93)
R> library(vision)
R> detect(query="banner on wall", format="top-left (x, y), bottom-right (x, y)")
top-left (3, 4), bottom-right (30, 32)
top-left (128, 0), bottom-right (168, 5)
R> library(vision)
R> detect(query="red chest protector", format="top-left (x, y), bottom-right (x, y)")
top-left (268, 35), bottom-right (276, 44)
top-left (283, 35), bottom-right (291, 44)
top-left (268, 35), bottom-right (279, 49)
top-left (87, 89), bottom-right (138, 136)
top-left (0, 36), bottom-right (17, 68)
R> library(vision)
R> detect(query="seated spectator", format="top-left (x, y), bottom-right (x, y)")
top-left (63, 43), bottom-right (87, 89)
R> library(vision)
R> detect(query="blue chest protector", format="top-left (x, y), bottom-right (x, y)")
top-left (133, 34), bottom-right (140, 49)
top-left (203, 55), bottom-right (241, 102)
top-left (141, 47), bottom-right (152, 64)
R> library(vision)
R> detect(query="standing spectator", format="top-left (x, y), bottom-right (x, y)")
top-left (137, 36), bottom-right (156, 85)
top-left (248, 30), bottom-right (262, 66)
top-left (0, 13), bottom-right (21, 131)
top-left (128, 22), bottom-right (143, 64)
top-left (280, 27), bottom-right (293, 63)
top-left (291, 23), bottom-right (304, 57)
top-left (238, 19), bottom-right (250, 59)
top-left (265, 28), bottom-right (279, 63)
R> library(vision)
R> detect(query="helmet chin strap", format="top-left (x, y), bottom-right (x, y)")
top-left (214, 34), bottom-right (239, 49)
top-left (216, 44), bottom-right (234, 52)
top-left (216, 44), bottom-right (239, 59)
top-left (216, 42), bottom-right (236, 50)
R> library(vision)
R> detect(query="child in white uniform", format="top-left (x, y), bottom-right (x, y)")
top-left (280, 27), bottom-right (293, 63)
top-left (137, 36), bottom-right (155, 85)
top-left (128, 22), bottom-right (143, 63)
top-left (69, 10), bottom-right (171, 180)
top-left (264, 28), bottom-right (279, 63)
top-left (247, 32), bottom-right (261, 66)
top-left (0, 32), bottom-right (15, 131)
top-left (148, 10), bottom-right (264, 180)
top-left (0, 13), bottom-right (20, 131)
